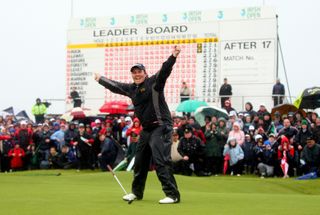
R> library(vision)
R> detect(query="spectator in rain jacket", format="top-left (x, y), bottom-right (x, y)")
top-left (204, 123), bottom-right (223, 175)
top-left (256, 141), bottom-right (276, 177)
top-left (8, 143), bottom-right (25, 170)
top-left (228, 122), bottom-right (245, 146)
top-left (242, 134), bottom-right (255, 174)
top-left (0, 129), bottom-right (14, 172)
top-left (98, 131), bottom-right (118, 171)
top-left (31, 98), bottom-right (47, 123)
top-left (294, 119), bottom-right (313, 153)
top-left (14, 121), bottom-right (33, 151)
top-left (37, 123), bottom-right (53, 162)
top-left (178, 125), bottom-right (205, 176)
top-left (50, 123), bottom-right (66, 151)
top-left (278, 136), bottom-right (295, 176)
top-left (223, 136), bottom-right (244, 176)
top-left (301, 135), bottom-right (320, 175)
top-left (73, 123), bottom-right (94, 170)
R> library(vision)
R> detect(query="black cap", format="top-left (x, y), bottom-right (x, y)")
top-left (184, 125), bottom-right (193, 134)
top-left (131, 63), bottom-right (146, 72)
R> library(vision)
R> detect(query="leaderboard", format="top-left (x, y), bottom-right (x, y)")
top-left (66, 7), bottom-right (277, 111)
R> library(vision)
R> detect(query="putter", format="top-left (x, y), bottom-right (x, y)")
top-left (107, 165), bottom-right (134, 204)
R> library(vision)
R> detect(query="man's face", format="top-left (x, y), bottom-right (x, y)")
top-left (316, 118), bottom-right (320, 126)
top-left (283, 119), bottom-right (291, 128)
top-left (245, 135), bottom-right (251, 142)
top-left (184, 132), bottom-right (192, 139)
top-left (131, 68), bottom-right (147, 85)
top-left (269, 136), bottom-right (275, 143)
top-left (50, 148), bottom-right (57, 155)
top-left (224, 79), bottom-right (227, 84)
top-left (188, 118), bottom-right (195, 125)
top-left (307, 140), bottom-right (315, 148)
top-left (61, 147), bottom-right (68, 154)
top-left (181, 119), bottom-right (187, 125)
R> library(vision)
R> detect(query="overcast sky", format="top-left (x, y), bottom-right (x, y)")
top-left (0, 0), bottom-right (319, 116)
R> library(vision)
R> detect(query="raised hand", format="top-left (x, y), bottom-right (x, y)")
top-left (172, 45), bottom-right (181, 57)
top-left (94, 73), bottom-right (101, 81)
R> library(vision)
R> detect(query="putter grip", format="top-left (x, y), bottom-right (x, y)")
top-left (107, 165), bottom-right (114, 175)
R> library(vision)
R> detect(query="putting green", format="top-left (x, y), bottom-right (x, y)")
top-left (1, 170), bottom-right (320, 215)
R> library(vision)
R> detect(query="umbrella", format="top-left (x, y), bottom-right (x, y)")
top-left (223, 154), bottom-right (230, 175)
top-left (280, 151), bottom-right (289, 178)
top-left (194, 106), bottom-right (229, 126)
top-left (99, 101), bottom-right (129, 115)
top-left (126, 157), bottom-right (135, 171)
top-left (113, 159), bottom-right (128, 171)
top-left (61, 107), bottom-right (94, 121)
top-left (126, 104), bottom-right (135, 111)
top-left (296, 172), bottom-right (318, 180)
top-left (70, 107), bottom-right (87, 118)
top-left (271, 104), bottom-right (306, 120)
top-left (294, 87), bottom-right (320, 109)
top-left (176, 100), bottom-right (208, 113)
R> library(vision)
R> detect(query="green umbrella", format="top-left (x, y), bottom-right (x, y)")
top-left (176, 100), bottom-right (208, 113)
top-left (113, 159), bottom-right (128, 171)
top-left (194, 106), bottom-right (229, 126)
top-left (294, 87), bottom-right (320, 109)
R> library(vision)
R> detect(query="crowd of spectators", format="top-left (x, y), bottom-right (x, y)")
top-left (1, 101), bottom-right (320, 179)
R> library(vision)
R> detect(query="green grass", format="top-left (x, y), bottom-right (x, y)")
top-left (1, 170), bottom-right (320, 215)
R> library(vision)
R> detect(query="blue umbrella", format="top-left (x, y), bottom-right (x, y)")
top-left (176, 100), bottom-right (208, 113)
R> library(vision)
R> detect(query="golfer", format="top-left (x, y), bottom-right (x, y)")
top-left (94, 46), bottom-right (181, 204)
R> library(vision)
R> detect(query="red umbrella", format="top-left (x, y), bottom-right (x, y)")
top-left (223, 154), bottom-right (230, 175)
top-left (70, 107), bottom-right (86, 119)
top-left (280, 151), bottom-right (289, 178)
top-left (61, 107), bottom-right (94, 121)
top-left (99, 101), bottom-right (129, 114)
